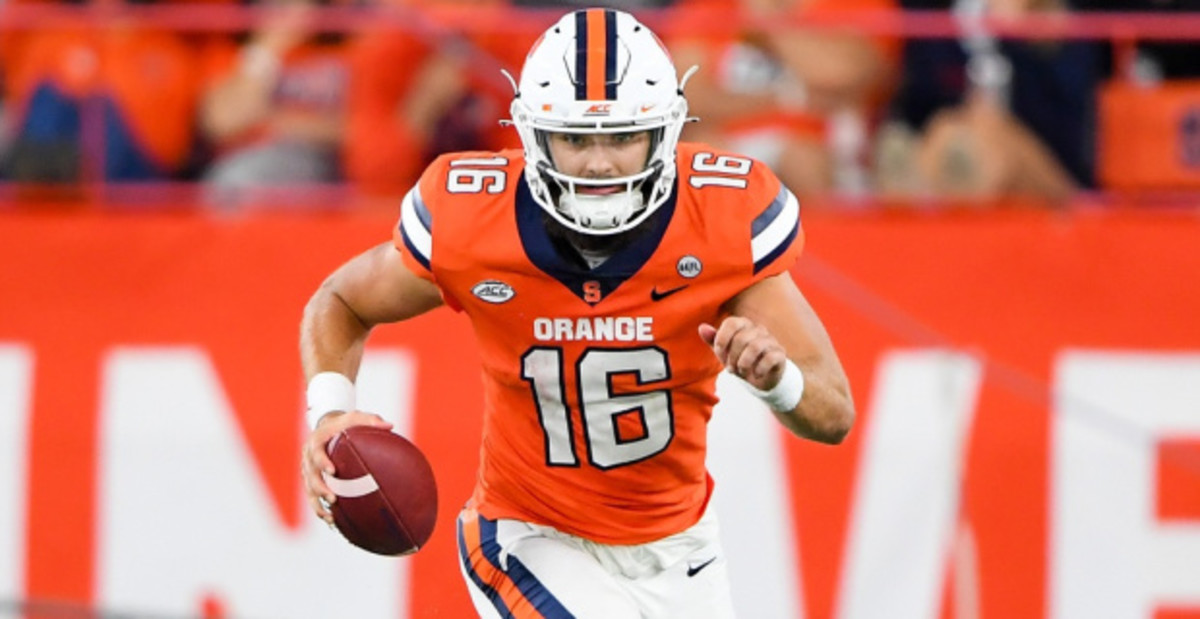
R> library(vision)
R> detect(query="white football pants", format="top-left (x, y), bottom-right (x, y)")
top-left (456, 504), bottom-right (736, 618)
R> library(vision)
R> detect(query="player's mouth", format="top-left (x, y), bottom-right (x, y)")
top-left (578, 184), bottom-right (623, 195)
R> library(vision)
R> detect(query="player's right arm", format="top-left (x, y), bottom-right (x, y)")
top-left (299, 241), bottom-right (443, 523)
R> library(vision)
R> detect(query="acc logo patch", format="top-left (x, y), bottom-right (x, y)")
top-left (472, 280), bottom-right (516, 304)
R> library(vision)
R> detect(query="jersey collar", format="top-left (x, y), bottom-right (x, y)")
top-left (515, 175), bottom-right (678, 305)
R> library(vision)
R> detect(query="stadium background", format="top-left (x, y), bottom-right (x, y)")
top-left (2, 2), bottom-right (1200, 618)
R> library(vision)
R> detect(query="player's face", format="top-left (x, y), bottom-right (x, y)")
top-left (545, 131), bottom-right (651, 192)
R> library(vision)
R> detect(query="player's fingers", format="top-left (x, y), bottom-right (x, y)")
top-left (301, 434), bottom-right (338, 483)
top-left (315, 451), bottom-right (336, 476)
top-left (315, 476), bottom-right (336, 506)
top-left (302, 460), bottom-right (337, 506)
top-left (305, 437), bottom-right (337, 475)
top-left (308, 492), bottom-right (332, 523)
top-left (750, 348), bottom-right (788, 389)
top-left (734, 337), bottom-right (771, 378)
top-left (723, 322), bottom-right (765, 375)
top-left (697, 323), bottom-right (718, 347)
top-left (364, 413), bottom-right (393, 429)
top-left (340, 410), bottom-right (393, 431)
top-left (310, 457), bottom-right (337, 503)
top-left (711, 317), bottom-right (753, 365)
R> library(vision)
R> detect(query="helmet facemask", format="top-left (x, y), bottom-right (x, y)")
top-left (507, 9), bottom-right (692, 237)
top-left (535, 127), bottom-right (671, 234)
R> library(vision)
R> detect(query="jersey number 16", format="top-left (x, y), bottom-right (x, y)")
top-left (521, 347), bottom-right (675, 470)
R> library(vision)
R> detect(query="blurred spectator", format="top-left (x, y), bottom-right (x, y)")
top-left (0, 2), bottom-right (203, 183)
top-left (343, 35), bottom-right (502, 196)
top-left (343, 0), bottom-right (532, 196)
top-left (1082, 0), bottom-right (1200, 192)
top-left (0, 66), bottom-right (11, 169)
top-left (509, 0), bottom-right (675, 9)
top-left (1088, 0), bottom-right (1200, 80)
top-left (875, 0), bottom-right (1101, 204)
top-left (668, 0), bottom-right (900, 197)
top-left (199, 0), bottom-right (351, 193)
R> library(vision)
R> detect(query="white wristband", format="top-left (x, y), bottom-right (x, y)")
top-left (747, 359), bottom-right (805, 413)
top-left (306, 372), bottom-right (355, 429)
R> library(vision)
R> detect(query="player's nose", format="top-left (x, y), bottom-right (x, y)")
top-left (580, 146), bottom-right (620, 176)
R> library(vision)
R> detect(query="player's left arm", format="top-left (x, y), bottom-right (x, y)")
top-left (699, 272), bottom-right (854, 444)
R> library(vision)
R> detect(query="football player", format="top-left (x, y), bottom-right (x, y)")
top-left (300, 8), bottom-right (854, 617)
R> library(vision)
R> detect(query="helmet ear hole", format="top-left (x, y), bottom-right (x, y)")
top-left (509, 8), bottom-right (688, 236)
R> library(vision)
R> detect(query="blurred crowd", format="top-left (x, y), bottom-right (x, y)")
top-left (0, 0), bottom-right (1198, 208)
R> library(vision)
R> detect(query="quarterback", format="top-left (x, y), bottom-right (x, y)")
top-left (300, 8), bottom-right (854, 618)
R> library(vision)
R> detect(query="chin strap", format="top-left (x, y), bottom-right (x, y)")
top-left (559, 190), bottom-right (644, 232)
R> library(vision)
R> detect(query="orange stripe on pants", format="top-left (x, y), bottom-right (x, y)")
top-left (460, 511), bottom-right (547, 619)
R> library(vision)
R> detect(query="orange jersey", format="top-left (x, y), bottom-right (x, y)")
top-left (393, 142), bottom-right (803, 544)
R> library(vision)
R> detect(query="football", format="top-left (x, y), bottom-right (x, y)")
top-left (323, 426), bottom-right (438, 556)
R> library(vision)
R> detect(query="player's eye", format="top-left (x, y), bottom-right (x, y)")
top-left (554, 133), bottom-right (588, 147)
top-left (611, 131), bottom-right (650, 147)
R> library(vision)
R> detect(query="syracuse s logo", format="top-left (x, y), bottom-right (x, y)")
top-left (472, 280), bottom-right (516, 304)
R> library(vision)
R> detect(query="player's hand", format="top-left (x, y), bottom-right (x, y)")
top-left (699, 317), bottom-right (788, 392)
top-left (301, 410), bottom-right (393, 524)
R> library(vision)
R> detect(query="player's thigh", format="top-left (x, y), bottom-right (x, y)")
top-left (456, 511), bottom-right (639, 619)
top-left (662, 552), bottom-right (736, 619)
top-left (634, 534), bottom-right (736, 618)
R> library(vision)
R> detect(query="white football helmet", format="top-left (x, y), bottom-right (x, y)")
top-left (507, 8), bottom-right (693, 236)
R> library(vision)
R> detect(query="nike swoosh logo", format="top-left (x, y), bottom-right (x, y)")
top-left (686, 556), bottom-right (717, 577)
top-left (650, 285), bottom-right (688, 302)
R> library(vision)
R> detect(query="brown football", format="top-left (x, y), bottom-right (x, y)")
top-left (324, 426), bottom-right (438, 556)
